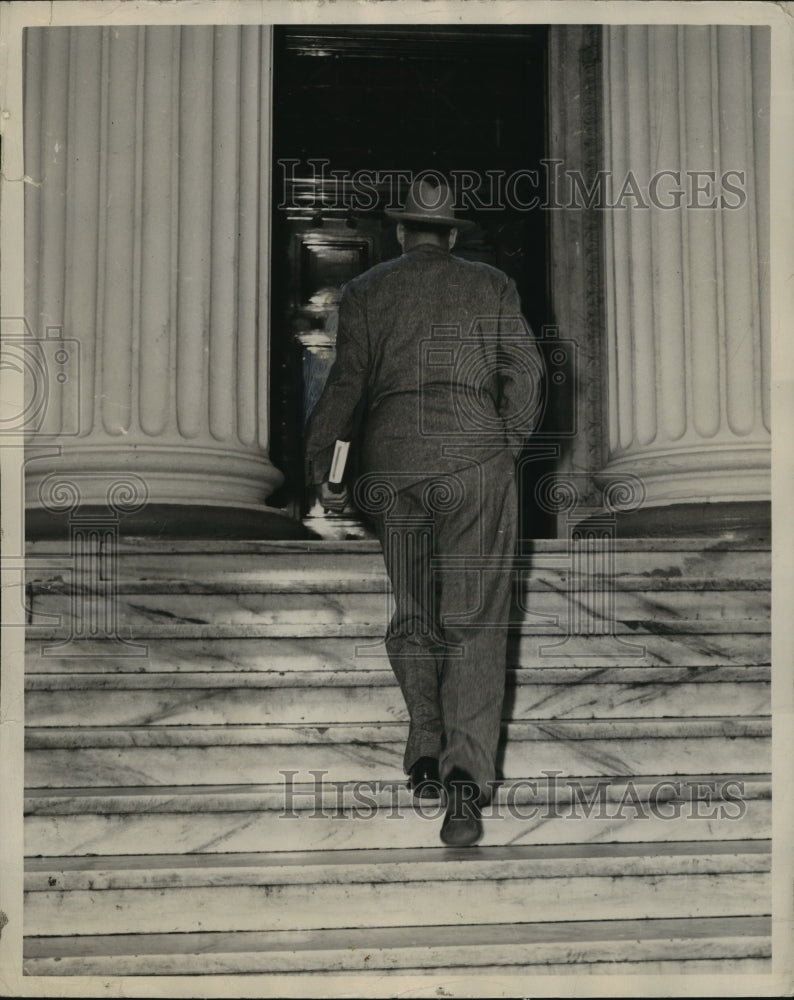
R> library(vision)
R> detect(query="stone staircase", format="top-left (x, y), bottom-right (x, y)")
top-left (22, 537), bottom-right (772, 978)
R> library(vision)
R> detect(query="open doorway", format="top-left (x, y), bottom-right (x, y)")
top-left (269, 25), bottom-right (557, 538)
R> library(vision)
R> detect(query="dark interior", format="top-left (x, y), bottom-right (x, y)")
top-left (270, 25), bottom-right (556, 537)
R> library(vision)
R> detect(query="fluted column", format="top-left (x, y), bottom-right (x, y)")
top-left (23, 25), bottom-right (283, 512)
top-left (599, 25), bottom-right (770, 508)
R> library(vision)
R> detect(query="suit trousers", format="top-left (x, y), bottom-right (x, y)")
top-left (370, 451), bottom-right (517, 798)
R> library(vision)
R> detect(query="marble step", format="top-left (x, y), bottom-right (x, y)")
top-left (25, 536), bottom-right (772, 580)
top-left (24, 775), bottom-right (771, 856)
top-left (21, 956), bottom-right (773, 977)
top-left (28, 589), bottom-right (771, 631)
top-left (26, 617), bottom-right (771, 641)
top-left (26, 571), bottom-right (771, 595)
top-left (25, 632), bottom-right (772, 673)
top-left (25, 718), bottom-right (771, 787)
top-left (24, 666), bottom-right (771, 727)
top-left (23, 841), bottom-right (771, 936)
top-left (22, 914), bottom-right (772, 976)
top-left (365, 958), bottom-right (771, 975)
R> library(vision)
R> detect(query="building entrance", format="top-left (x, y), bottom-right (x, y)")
top-left (269, 24), bottom-right (560, 538)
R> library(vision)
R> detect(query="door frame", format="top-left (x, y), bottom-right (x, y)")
top-left (545, 24), bottom-right (608, 533)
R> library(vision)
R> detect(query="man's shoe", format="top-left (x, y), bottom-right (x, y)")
top-left (407, 756), bottom-right (442, 800)
top-left (440, 768), bottom-right (482, 847)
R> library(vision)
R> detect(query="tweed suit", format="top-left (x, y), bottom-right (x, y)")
top-left (306, 242), bottom-right (542, 795)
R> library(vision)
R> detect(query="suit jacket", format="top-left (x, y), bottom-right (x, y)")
top-left (305, 242), bottom-right (543, 486)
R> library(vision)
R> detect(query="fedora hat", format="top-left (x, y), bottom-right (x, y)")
top-left (385, 175), bottom-right (474, 230)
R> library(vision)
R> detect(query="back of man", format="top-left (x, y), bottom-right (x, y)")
top-left (308, 243), bottom-right (538, 483)
top-left (305, 177), bottom-right (542, 846)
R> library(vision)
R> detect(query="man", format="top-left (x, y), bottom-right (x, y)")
top-left (305, 175), bottom-right (542, 846)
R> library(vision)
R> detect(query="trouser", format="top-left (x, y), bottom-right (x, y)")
top-left (370, 452), bottom-right (517, 797)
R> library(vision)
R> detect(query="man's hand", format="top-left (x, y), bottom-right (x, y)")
top-left (318, 481), bottom-right (350, 513)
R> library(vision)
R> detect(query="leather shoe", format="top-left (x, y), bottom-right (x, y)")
top-left (407, 756), bottom-right (442, 800)
top-left (440, 768), bottom-right (482, 847)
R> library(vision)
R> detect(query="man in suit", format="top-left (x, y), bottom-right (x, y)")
top-left (305, 176), bottom-right (542, 845)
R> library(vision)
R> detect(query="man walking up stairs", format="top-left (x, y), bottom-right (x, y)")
top-left (306, 175), bottom-right (544, 846)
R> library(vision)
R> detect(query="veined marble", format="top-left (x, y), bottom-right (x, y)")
top-left (21, 535), bottom-right (774, 968)
top-left (24, 672), bottom-right (771, 727)
top-left (24, 783), bottom-right (771, 857)
top-left (24, 718), bottom-right (771, 788)
top-left (24, 632), bottom-right (771, 674)
top-left (26, 568), bottom-right (771, 594)
top-left (24, 869), bottom-right (770, 936)
top-left (28, 588), bottom-right (771, 638)
top-left (25, 716), bottom-right (771, 747)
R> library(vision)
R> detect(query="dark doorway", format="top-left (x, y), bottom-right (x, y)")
top-left (270, 25), bottom-right (555, 538)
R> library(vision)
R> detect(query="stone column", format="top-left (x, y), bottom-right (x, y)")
top-left (599, 26), bottom-right (770, 515)
top-left (23, 25), bottom-right (285, 522)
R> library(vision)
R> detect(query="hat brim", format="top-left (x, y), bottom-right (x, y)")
top-left (384, 208), bottom-right (475, 231)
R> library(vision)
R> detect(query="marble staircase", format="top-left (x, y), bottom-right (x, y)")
top-left (22, 537), bottom-right (772, 978)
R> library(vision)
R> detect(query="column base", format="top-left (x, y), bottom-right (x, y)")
top-left (25, 442), bottom-right (286, 509)
top-left (575, 500), bottom-right (771, 541)
top-left (23, 442), bottom-right (304, 537)
top-left (26, 503), bottom-right (317, 540)
top-left (594, 445), bottom-right (771, 509)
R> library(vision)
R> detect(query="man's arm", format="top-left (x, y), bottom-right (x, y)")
top-left (305, 284), bottom-right (368, 485)
top-left (497, 277), bottom-right (544, 458)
